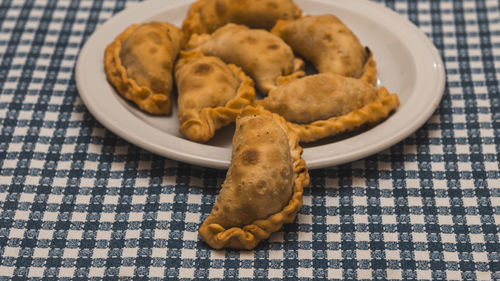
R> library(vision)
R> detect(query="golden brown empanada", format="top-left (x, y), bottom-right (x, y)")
top-left (272, 14), bottom-right (377, 85)
top-left (104, 22), bottom-right (184, 115)
top-left (255, 74), bottom-right (379, 124)
top-left (186, 23), bottom-right (304, 94)
top-left (175, 52), bottom-right (255, 143)
top-left (254, 74), bottom-right (399, 142)
top-left (182, 0), bottom-right (301, 36)
top-left (199, 106), bottom-right (309, 250)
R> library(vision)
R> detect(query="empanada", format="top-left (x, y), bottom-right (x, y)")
top-left (183, 0), bottom-right (301, 36)
top-left (199, 106), bottom-right (309, 250)
top-left (104, 22), bottom-right (184, 114)
top-left (254, 74), bottom-right (399, 142)
top-left (271, 14), bottom-right (377, 85)
top-left (186, 23), bottom-right (304, 94)
top-left (175, 52), bottom-right (255, 143)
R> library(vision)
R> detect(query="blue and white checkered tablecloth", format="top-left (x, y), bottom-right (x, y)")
top-left (1, 0), bottom-right (499, 280)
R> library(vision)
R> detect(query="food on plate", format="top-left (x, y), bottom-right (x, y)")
top-left (104, 22), bottom-right (184, 114)
top-left (255, 73), bottom-right (399, 142)
top-left (271, 14), bottom-right (377, 85)
top-left (255, 73), bottom-right (378, 124)
top-left (97, 0), bottom-right (409, 250)
top-left (175, 52), bottom-right (255, 143)
top-left (199, 106), bottom-right (309, 249)
top-left (182, 0), bottom-right (302, 36)
top-left (185, 23), bottom-right (304, 94)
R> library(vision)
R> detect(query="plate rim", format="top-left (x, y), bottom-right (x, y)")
top-left (76, 0), bottom-right (446, 170)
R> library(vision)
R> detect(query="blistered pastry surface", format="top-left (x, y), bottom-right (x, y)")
top-left (198, 106), bottom-right (309, 250)
top-left (175, 52), bottom-right (255, 143)
top-left (182, 0), bottom-right (302, 36)
top-left (104, 22), bottom-right (184, 115)
top-left (186, 23), bottom-right (304, 94)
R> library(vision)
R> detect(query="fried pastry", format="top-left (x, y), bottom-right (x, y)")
top-left (175, 52), bottom-right (255, 143)
top-left (182, 0), bottom-right (301, 36)
top-left (104, 22), bottom-right (184, 114)
top-left (199, 106), bottom-right (309, 250)
top-left (254, 74), bottom-right (399, 142)
top-left (186, 23), bottom-right (304, 94)
top-left (271, 14), bottom-right (377, 85)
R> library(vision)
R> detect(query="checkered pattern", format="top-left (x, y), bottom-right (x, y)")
top-left (0, 0), bottom-right (499, 279)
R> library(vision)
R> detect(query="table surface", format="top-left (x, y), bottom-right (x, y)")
top-left (1, 0), bottom-right (499, 280)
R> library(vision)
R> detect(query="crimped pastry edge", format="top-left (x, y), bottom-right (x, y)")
top-left (271, 18), bottom-right (378, 85)
top-left (104, 22), bottom-right (174, 115)
top-left (181, 0), bottom-right (208, 36)
top-left (182, 0), bottom-right (302, 37)
top-left (287, 87), bottom-right (400, 143)
top-left (185, 27), bottom-right (306, 95)
top-left (198, 105), bottom-right (310, 250)
top-left (176, 51), bottom-right (256, 143)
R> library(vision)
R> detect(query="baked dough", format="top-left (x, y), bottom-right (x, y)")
top-left (255, 74), bottom-right (399, 142)
top-left (186, 23), bottom-right (304, 94)
top-left (255, 73), bottom-right (379, 124)
top-left (199, 106), bottom-right (309, 249)
top-left (271, 14), bottom-right (377, 85)
top-left (182, 0), bottom-right (301, 36)
top-left (104, 22), bottom-right (184, 114)
top-left (175, 52), bottom-right (255, 143)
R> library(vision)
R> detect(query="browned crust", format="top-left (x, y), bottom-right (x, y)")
top-left (270, 18), bottom-right (288, 35)
top-left (184, 32), bottom-right (211, 50)
top-left (271, 19), bottom-right (378, 85)
top-left (185, 28), bottom-right (305, 95)
top-left (104, 23), bottom-right (175, 115)
top-left (182, 0), bottom-right (208, 36)
top-left (287, 87), bottom-right (400, 143)
top-left (182, 0), bottom-right (302, 37)
top-left (360, 47), bottom-right (377, 85)
top-left (198, 106), bottom-right (309, 250)
top-left (177, 52), bottom-right (256, 143)
top-left (290, 1), bottom-right (302, 20)
top-left (276, 57), bottom-right (305, 87)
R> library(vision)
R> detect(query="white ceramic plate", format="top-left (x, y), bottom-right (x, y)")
top-left (76, 0), bottom-right (445, 169)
